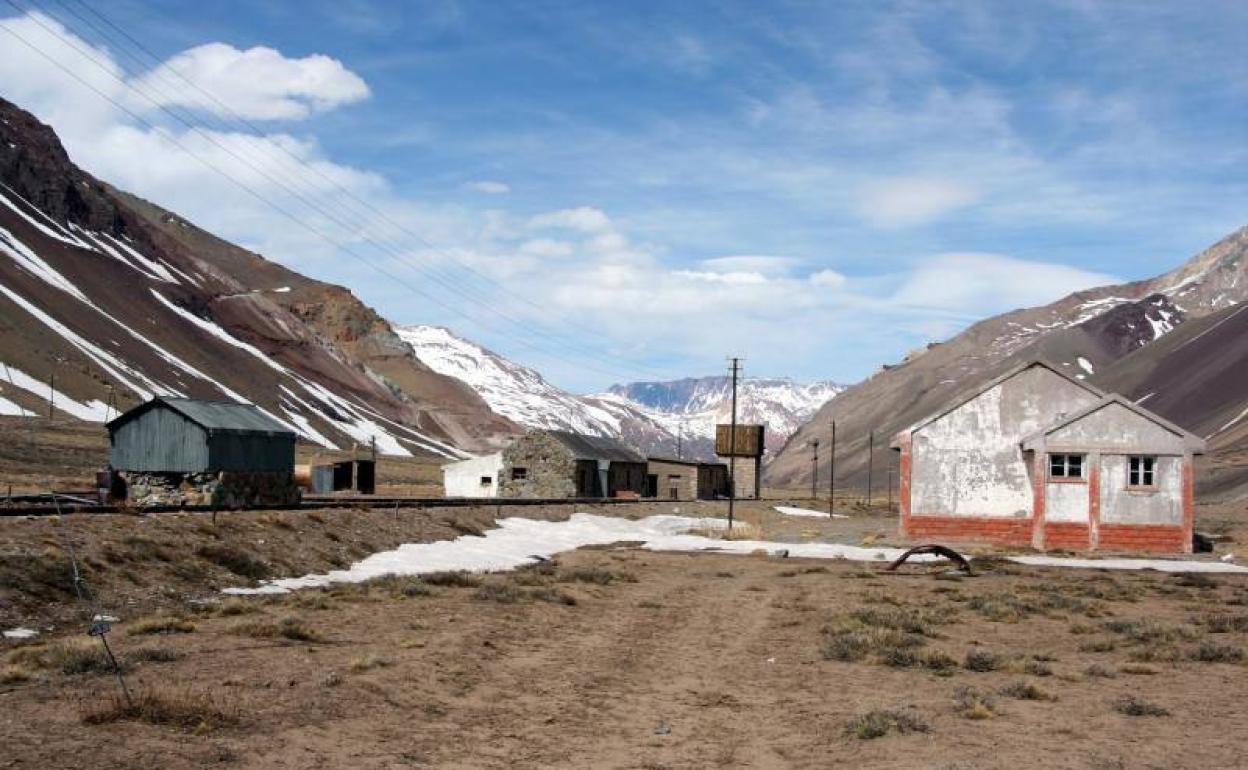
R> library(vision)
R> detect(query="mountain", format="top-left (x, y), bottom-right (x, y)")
top-left (397, 324), bottom-right (842, 459)
top-left (768, 226), bottom-right (1248, 496)
top-left (0, 97), bottom-right (515, 457)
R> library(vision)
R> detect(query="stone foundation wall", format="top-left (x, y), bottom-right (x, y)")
top-left (123, 471), bottom-right (301, 508)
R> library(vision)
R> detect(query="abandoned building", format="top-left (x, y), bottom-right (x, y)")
top-left (441, 452), bottom-right (503, 498)
top-left (645, 457), bottom-right (729, 500)
top-left (106, 397), bottom-right (300, 507)
top-left (716, 424), bottom-right (765, 500)
top-left (299, 458), bottom-right (377, 495)
top-left (499, 429), bottom-right (647, 498)
top-left (892, 360), bottom-right (1204, 553)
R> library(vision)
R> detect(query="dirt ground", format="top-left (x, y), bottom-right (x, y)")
top-left (2, 501), bottom-right (1247, 769)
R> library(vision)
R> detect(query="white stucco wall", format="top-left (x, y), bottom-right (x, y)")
top-left (910, 366), bottom-right (1100, 518)
top-left (443, 453), bottom-right (503, 498)
top-left (1045, 481), bottom-right (1090, 522)
top-left (1099, 454), bottom-right (1183, 525)
top-left (1047, 403), bottom-right (1186, 453)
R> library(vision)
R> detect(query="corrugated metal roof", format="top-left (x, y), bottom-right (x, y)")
top-left (547, 430), bottom-right (645, 463)
top-left (108, 397), bottom-right (295, 436)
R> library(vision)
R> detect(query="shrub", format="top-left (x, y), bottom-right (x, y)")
top-left (529, 587), bottom-right (577, 606)
top-left (963, 650), bottom-right (1001, 672)
top-left (473, 583), bottom-right (522, 604)
top-left (123, 536), bottom-right (173, 562)
top-left (349, 654), bottom-right (393, 673)
top-left (1196, 614), bottom-right (1248, 634)
top-left (1024, 660), bottom-right (1053, 677)
top-left (558, 566), bottom-right (636, 586)
top-left (129, 646), bottom-right (183, 664)
top-left (9, 639), bottom-right (119, 675)
top-left (228, 617), bottom-right (322, 642)
top-left (920, 649), bottom-right (960, 673)
top-left (1190, 641), bottom-right (1244, 663)
top-left (196, 544), bottom-right (269, 580)
top-left (421, 571), bottom-right (482, 588)
top-left (0, 551), bottom-right (80, 600)
top-left (1000, 681), bottom-right (1056, 701)
top-left (953, 686), bottom-right (999, 719)
top-left (850, 606), bottom-right (949, 636)
top-left (82, 687), bottom-right (240, 731)
top-left (1, 664), bottom-right (32, 684)
top-left (214, 598), bottom-right (261, 617)
top-left (1078, 638), bottom-right (1117, 653)
top-left (845, 709), bottom-right (930, 740)
top-left (1119, 663), bottom-right (1159, 675)
top-left (1083, 664), bottom-right (1118, 679)
top-left (127, 616), bottom-right (195, 636)
top-left (1113, 696), bottom-right (1169, 717)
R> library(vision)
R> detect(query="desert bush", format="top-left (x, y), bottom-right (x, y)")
top-left (963, 650), bottom-right (1001, 672)
top-left (127, 615), bottom-right (195, 636)
top-left (529, 587), bottom-right (577, 606)
top-left (968, 590), bottom-right (1096, 622)
top-left (349, 654), bottom-right (393, 673)
top-left (1000, 681), bottom-right (1056, 701)
top-left (1127, 644), bottom-right (1182, 663)
top-left (920, 649), bottom-right (959, 673)
top-left (421, 571), bottom-right (482, 588)
top-left (1195, 614), bottom-right (1248, 634)
top-left (214, 598), bottom-right (262, 617)
top-left (1102, 619), bottom-right (1200, 645)
top-left (1083, 664), bottom-right (1118, 679)
top-left (123, 536), bottom-right (173, 562)
top-left (1119, 663), bottom-right (1159, 675)
top-left (558, 566), bottom-right (637, 585)
top-left (1078, 638), bottom-right (1118, 653)
top-left (129, 646), bottom-right (183, 664)
top-left (845, 709), bottom-right (930, 740)
top-left (1024, 660), bottom-right (1053, 677)
top-left (228, 617), bottom-right (322, 642)
top-left (1113, 696), bottom-right (1169, 717)
top-left (9, 639), bottom-right (119, 675)
top-left (0, 550), bottom-right (80, 600)
top-left (1190, 640), bottom-right (1245, 663)
top-left (473, 582), bottom-right (522, 604)
top-left (850, 606), bottom-right (950, 636)
top-left (0, 664), bottom-right (32, 684)
top-left (953, 686), bottom-right (999, 719)
top-left (822, 623), bottom-right (926, 663)
top-left (82, 687), bottom-right (240, 731)
top-left (196, 544), bottom-right (269, 580)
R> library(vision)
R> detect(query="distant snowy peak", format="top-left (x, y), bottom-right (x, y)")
top-left (399, 325), bottom-right (843, 459)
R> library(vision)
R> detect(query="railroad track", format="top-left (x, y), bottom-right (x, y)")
top-left (0, 495), bottom-right (646, 517)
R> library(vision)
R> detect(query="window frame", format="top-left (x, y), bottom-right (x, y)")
top-left (1048, 453), bottom-right (1086, 483)
top-left (479, 475), bottom-right (493, 487)
top-left (510, 467), bottom-right (528, 481)
top-left (1126, 455), bottom-right (1157, 490)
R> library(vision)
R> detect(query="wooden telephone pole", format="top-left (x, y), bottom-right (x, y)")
top-left (727, 357), bottom-right (740, 530)
top-left (828, 420), bottom-right (836, 515)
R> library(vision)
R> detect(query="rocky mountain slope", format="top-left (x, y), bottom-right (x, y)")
top-left (398, 324), bottom-right (841, 459)
top-left (769, 226), bottom-right (1248, 496)
top-left (0, 97), bottom-right (515, 458)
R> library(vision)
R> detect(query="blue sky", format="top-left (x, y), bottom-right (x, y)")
top-left (0, 1), bottom-right (1244, 392)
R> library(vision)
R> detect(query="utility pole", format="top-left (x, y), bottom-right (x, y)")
top-left (866, 430), bottom-right (874, 508)
top-left (810, 438), bottom-right (820, 501)
top-left (676, 420), bottom-right (683, 460)
top-left (828, 420), bottom-right (836, 515)
top-left (888, 465), bottom-right (894, 509)
top-left (48, 374), bottom-right (55, 419)
top-left (727, 357), bottom-right (740, 530)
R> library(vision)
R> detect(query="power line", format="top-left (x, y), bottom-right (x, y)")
top-left (1, 3), bottom-right (660, 381)
top-left (31, 0), bottom-right (671, 379)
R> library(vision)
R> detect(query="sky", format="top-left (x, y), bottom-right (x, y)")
top-left (0, 0), bottom-right (1244, 393)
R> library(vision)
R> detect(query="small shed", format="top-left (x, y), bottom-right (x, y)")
top-left (442, 453), bottom-right (503, 498)
top-left (716, 424), bottom-right (766, 500)
top-left (107, 397), bottom-right (296, 473)
top-left (499, 429), bottom-right (647, 499)
top-left (646, 458), bottom-right (730, 500)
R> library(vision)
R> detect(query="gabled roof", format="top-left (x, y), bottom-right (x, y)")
top-left (1020, 394), bottom-right (1207, 454)
top-left (546, 430), bottom-right (645, 463)
top-left (647, 456), bottom-right (727, 468)
top-left (892, 359), bottom-right (1105, 447)
top-left (107, 397), bottom-right (295, 437)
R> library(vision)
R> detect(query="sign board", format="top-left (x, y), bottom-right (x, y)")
top-left (715, 424), bottom-right (765, 457)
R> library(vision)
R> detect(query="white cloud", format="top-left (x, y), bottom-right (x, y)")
top-left (857, 177), bottom-right (980, 228)
top-left (808, 269), bottom-right (847, 289)
top-left (891, 253), bottom-right (1118, 313)
top-left (131, 43), bottom-right (370, 120)
top-left (519, 238), bottom-right (574, 258)
top-left (465, 180), bottom-right (510, 194)
top-left (528, 206), bottom-right (612, 232)
top-left (698, 255), bottom-right (798, 276)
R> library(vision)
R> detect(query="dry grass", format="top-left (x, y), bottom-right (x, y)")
top-left (1000, 681), bottom-right (1056, 701)
top-left (474, 582), bottom-right (523, 604)
top-left (421, 571), bottom-right (483, 588)
top-left (963, 650), bottom-right (1001, 672)
top-left (1113, 695), bottom-right (1170, 717)
top-left (845, 708), bottom-right (930, 740)
top-left (349, 653), bottom-right (394, 673)
top-left (557, 566), bottom-right (637, 586)
top-left (82, 687), bottom-right (241, 732)
top-left (196, 544), bottom-right (270, 581)
top-left (7, 639), bottom-right (119, 675)
top-left (129, 645), bottom-right (183, 664)
top-left (227, 617), bottom-right (322, 643)
top-left (954, 686), bottom-right (1000, 719)
top-left (213, 598), bottom-right (262, 617)
top-left (126, 615), bottom-right (195, 636)
top-left (686, 521), bottom-right (763, 541)
top-left (1, 663), bottom-right (33, 683)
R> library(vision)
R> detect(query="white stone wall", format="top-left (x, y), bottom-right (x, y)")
top-left (443, 453), bottom-right (503, 498)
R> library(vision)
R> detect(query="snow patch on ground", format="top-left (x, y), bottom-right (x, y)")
top-left (3, 627), bottom-right (38, 640)
top-left (227, 513), bottom-right (1248, 595)
top-left (773, 505), bottom-right (849, 519)
top-left (0, 362), bottom-right (113, 420)
top-left (1076, 357), bottom-right (1094, 376)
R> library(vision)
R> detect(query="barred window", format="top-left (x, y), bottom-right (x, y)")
top-left (1049, 454), bottom-right (1084, 479)
top-left (1128, 456), bottom-right (1156, 487)
top-left (511, 467), bottom-right (528, 481)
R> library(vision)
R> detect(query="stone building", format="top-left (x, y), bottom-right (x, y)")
top-left (499, 429), bottom-right (647, 498)
top-left (441, 453), bottom-right (503, 498)
top-left (892, 360), bottom-right (1204, 553)
top-left (645, 458), bottom-right (730, 500)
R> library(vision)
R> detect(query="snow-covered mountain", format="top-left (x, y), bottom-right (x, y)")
top-left (397, 325), bottom-right (843, 460)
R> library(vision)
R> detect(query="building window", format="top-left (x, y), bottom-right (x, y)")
top-left (480, 476), bottom-right (492, 486)
top-left (1049, 453), bottom-right (1084, 480)
top-left (511, 467), bottom-right (527, 481)
top-left (1128, 456), bottom-right (1156, 488)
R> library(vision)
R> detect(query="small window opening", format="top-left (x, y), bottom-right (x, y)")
top-left (1128, 456), bottom-right (1156, 487)
top-left (511, 467), bottom-right (528, 481)
top-left (479, 476), bottom-right (492, 486)
top-left (1049, 454), bottom-right (1084, 480)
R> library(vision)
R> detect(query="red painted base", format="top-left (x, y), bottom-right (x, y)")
top-left (903, 514), bottom-right (1188, 554)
